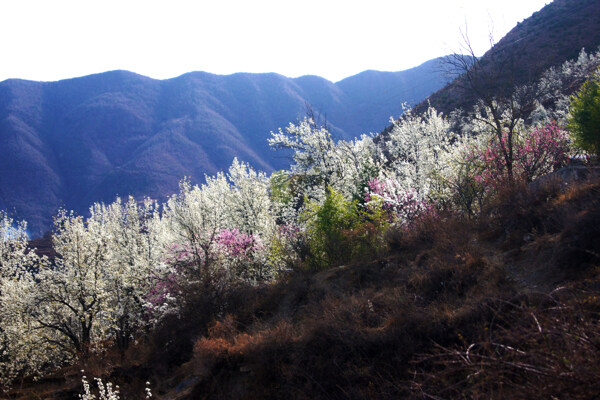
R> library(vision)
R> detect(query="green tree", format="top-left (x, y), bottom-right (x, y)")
top-left (568, 70), bottom-right (600, 155)
top-left (302, 187), bottom-right (360, 269)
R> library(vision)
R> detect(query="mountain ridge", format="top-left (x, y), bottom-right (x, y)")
top-left (0, 58), bottom-right (449, 236)
top-left (416, 0), bottom-right (600, 115)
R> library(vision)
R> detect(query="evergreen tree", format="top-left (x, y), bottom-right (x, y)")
top-left (568, 70), bottom-right (600, 155)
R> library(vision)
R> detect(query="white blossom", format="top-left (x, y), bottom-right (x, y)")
top-left (385, 106), bottom-right (456, 200)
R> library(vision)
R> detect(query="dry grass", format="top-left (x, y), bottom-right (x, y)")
top-left (411, 291), bottom-right (600, 399)
top-left (9, 174), bottom-right (600, 399)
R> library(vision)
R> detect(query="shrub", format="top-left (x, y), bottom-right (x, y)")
top-left (302, 187), bottom-right (360, 269)
top-left (568, 70), bottom-right (600, 155)
top-left (465, 122), bottom-right (569, 188)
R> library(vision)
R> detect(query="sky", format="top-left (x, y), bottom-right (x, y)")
top-left (0, 0), bottom-right (550, 83)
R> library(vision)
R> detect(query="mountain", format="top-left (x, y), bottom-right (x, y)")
top-left (0, 59), bottom-right (449, 236)
top-left (416, 0), bottom-right (600, 115)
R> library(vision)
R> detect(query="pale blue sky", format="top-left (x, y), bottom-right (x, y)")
top-left (0, 0), bottom-right (549, 82)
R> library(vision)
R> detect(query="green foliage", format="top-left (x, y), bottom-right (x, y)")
top-left (345, 196), bottom-right (391, 259)
top-left (269, 170), bottom-right (307, 212)
top-left (350, 161), bottom-right (380, 205)
top-left (301, 187), bottom-right (390, 270)
top-left (269, 170), bottom-right (292, 206)
top-left (302, 187), bottom-right (360, 269)
top-left (568, 70), bottom-right (600, 154)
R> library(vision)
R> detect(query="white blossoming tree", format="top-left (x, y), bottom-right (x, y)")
top-left (269, 116), bottom-right (383, 207)
top-left (0, 199), bottom-right (172, 386)
top-left (226, 158), bottom-right (274, 236)
top-left (268, 117), bottom-right (340, 201)
top-left (94, 197), bottom-right (172, 351)
top-left (164, 173), bottom-right (231, 279)
top-left (385, 106), bottom-right (456, 201)
top-left (334, 134), bottom-right (383, 200)
top-left (0, 212), bottom-right (52, 386)
top-left (164, 158), bottom-right (279, 284)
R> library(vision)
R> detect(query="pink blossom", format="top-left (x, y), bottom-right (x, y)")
top-left (215, 228), bottom-right (262, 258)
top-left (462, 122), bottom-right (569, 189)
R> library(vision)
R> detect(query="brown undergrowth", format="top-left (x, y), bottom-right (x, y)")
top-left (411, 290), bottom-right (600, 399)
top-left (7, 174), bottom-right (600, 399)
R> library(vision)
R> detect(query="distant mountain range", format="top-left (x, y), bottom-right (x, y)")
top-left (0, 58), bottom-right (449, 236)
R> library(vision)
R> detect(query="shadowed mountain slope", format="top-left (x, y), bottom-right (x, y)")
top-left (0, 60), bottom-right (448, 235)
top-left (415, 0), bottom-right (600, 115)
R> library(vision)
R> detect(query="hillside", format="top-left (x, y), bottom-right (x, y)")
top-left (4, 1), bottom-right (600, 397)
top-left (10, 170), bottom-right (600, 399)
top-left (0, 60), bottom-right (447, 236)
top-left (416, 0), bottom-right (600, 115)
